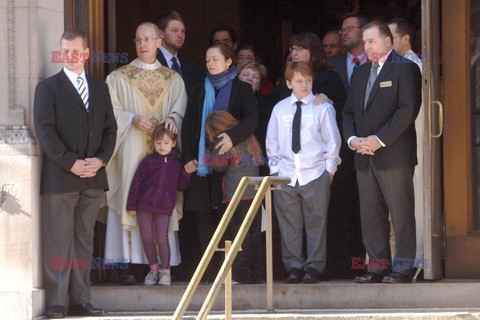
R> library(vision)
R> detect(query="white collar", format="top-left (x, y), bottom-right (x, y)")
top-left (377, 49), bottom-right (394, 68)
top-left (63, 67), bottom-right (86, 85)
top-left (289, 92), bottom-right (315, 106)
top-left (160, 45), bottom-right (179, 63)
top-left (133, 58), bottom-right (160, 70)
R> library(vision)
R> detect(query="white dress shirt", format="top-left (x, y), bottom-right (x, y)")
top-left (63, 67), bottom-right (89, 109)
top-left (159, 45), bottom-right (181, 69)
top-left (266, 92), bottom-right (341, 187)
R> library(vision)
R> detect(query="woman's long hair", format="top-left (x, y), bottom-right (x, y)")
top-left (205, 110), bottom-right (262, 165)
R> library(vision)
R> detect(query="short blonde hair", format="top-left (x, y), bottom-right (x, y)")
top-left (237, 61), bottom-right (267, 84)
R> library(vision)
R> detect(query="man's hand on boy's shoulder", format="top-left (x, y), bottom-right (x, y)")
top-left (313, 93), bottom-right (333, 105)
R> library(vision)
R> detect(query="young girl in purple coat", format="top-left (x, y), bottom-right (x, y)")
top-left (127, 124), bottom-right (192, 286)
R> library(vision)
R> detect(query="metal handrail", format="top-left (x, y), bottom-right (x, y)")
top-left (173, 176), bottom-right (290, 320)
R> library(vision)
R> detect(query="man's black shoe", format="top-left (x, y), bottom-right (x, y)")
top-left (118, 273), bottom-right (137, 285)
top-left (303, 268), bottom-right (325, 283)
top-left (285, 267), bottom-right (303, 284)
top-left (353, 271), bottom-right (385, 283)
top-left (69, 303), bottom-right (106, 316)
top-left (382, 271), bottom-right (412, 283)
top-left (46, 305), bottom-right (66, 319)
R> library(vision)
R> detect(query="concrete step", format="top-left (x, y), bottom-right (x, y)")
top-left (90, 280), bottom-right (480, 313)
top-left (36, 308), bottom-right (480, 319)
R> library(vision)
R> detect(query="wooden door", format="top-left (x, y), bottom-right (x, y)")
top-left (443, 0), bottom-right (480, 277)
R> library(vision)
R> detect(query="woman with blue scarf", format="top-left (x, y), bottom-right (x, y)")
top-left (181, 44), bottom-right (258, 280)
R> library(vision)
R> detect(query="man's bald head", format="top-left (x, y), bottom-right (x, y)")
top-left (136, 22), bottom-right (161, 38)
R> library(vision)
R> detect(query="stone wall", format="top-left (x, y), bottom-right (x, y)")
top-left (0, 0), bottom-right (63, 318)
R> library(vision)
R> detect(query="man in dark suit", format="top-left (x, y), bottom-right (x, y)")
top-left (34, 29), bottom-right (117, 318)
top-left (330, 13), bottom-right (369, 92)
top-left (343, 21), bottom-right (422, 284)
top-left (156, 11), bottom-right (201, 96)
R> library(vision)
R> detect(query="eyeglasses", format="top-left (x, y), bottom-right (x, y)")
top-left (133, 37), bottom-right (159, 44)
top-left (289, 46), bottom-right (306, 53)
top-left (339, 26), bottom-right (362, 34)
top-left (213, 38), bottom-right (233, 45)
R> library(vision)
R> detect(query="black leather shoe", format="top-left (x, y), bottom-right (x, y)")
top-left (303, 268), bottom-right (325, 283)
top-left (354, 272), bottom-right (385, 283)
top-left (46, 305), bottom-right (66, 318)
top-left (69, 303), bottom-right (106, 316)
top-left (382, 271), bottom-right (412, 283)
top-left (285, 268), bottom-right (303, 284)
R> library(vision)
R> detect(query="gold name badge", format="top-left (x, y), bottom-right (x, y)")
top-left (380, 81), bottom-right (392, 88)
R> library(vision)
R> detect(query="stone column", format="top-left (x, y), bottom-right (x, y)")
top-left (0, 0), bottom-right (63, 318)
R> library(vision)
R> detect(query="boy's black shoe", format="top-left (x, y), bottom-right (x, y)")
top-left (303, 268), bottom-right (325, 283)
top-left (285, 267), bottom-right (303, 284)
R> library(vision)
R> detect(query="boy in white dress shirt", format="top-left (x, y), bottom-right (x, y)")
top-left (266, 61), bottom-right (341, 283)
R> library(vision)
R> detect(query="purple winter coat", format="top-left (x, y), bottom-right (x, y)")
top-left (126, 150), bottom-right (191, 216)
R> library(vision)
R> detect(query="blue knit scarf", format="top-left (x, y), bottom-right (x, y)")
top-left (197, 66), bottom-right (238, 177)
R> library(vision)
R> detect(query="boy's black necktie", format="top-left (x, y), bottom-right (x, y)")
top-left (292, 100), bottom-right (302, 153)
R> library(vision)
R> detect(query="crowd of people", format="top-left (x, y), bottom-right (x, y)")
top-left (33, 9), bottom-right (423, 318)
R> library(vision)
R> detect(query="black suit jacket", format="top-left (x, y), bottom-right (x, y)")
top-left (342, 50), bottom-right (422, 170)
top-left (181, 77), bottom-right (258, 164)
top-left (34, 70), bottom-right (117, 194)
top-left (157, 50), bottom-right (203, 97)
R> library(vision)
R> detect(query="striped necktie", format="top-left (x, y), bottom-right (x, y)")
top-left (76, 76), bottom-right (89, 109)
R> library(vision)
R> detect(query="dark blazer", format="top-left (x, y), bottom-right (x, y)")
top-left (342, 50), bottom-right (422, 170)
top-left (329, 53), bottom-right (349, 92)
top-left (181, 77), bottom-right (259, 164)
top-left (157, 50), bottom-right (202, 96)
top-left (34, 69), bottom-right (117, 194)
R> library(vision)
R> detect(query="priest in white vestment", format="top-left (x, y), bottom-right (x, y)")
top-left (104, 22), bottom-right (187, 268)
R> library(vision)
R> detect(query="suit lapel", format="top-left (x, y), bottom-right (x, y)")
top-left (58, 70), bottom-right (88, 112)
top-left (340, 54), bottom-right (349, 91)
top-left (365, 52), bottom-right (395, 108)
top-left (86, 73), bottom-right (95, 113)
top-left (156, 50), bottom-right (168, 67)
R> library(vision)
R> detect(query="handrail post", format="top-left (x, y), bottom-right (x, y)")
top-left (224, 241), bottom-right (232, 320)
top-left (197, 177), bottom-right (272, 320)
top-left (174, 176), bottom-right (290, 320)
top-left (265, 184), bottom-right (274, 311)
top-left (172, 177), bottom-right (249, 320)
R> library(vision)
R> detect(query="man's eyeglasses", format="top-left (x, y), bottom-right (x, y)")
top-left (339, 26), bottom-right (362, 34)
top-left (133, 37), bottom-right (159, 44)
top-left (213, 38), bottom-right (233, 45)
top-left (289, 46), bottom-right (306, 53)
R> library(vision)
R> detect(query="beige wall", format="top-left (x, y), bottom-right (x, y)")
top-left (0, 0), bottom-right (64, 318)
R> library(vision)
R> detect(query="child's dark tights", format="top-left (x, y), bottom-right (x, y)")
top-left (137, 210), bottom-right (170, 269)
